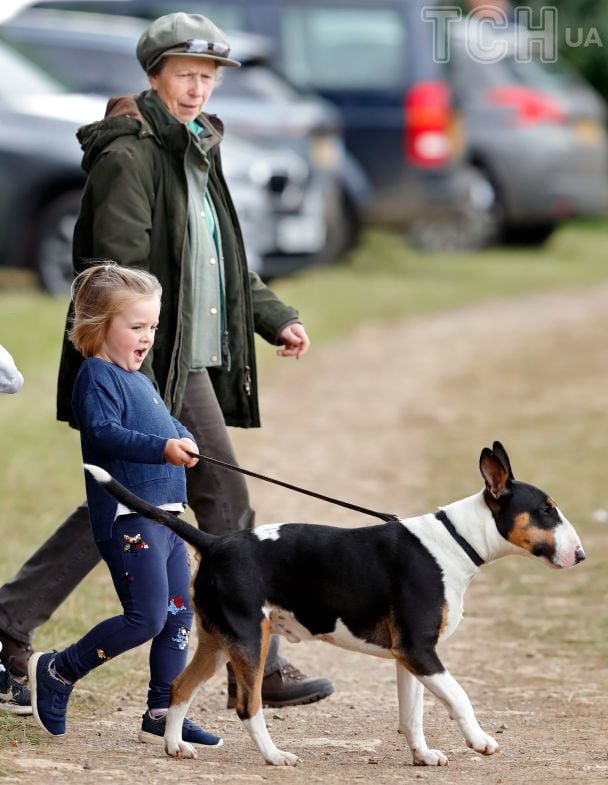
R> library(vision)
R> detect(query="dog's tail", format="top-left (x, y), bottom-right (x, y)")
top-left (84, 464), bottom-right (214, 552)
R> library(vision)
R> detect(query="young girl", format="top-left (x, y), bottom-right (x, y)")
top-left (28, 263), bottom-right (221, 748)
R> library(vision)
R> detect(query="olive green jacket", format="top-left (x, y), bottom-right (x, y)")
top-left (57, 91), bottom-right (299, 428)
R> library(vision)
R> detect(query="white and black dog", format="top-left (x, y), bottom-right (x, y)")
top-left (86, 441), bottom-right (585, 767)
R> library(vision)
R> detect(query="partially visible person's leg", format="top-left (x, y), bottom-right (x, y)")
top-left (30, 516), bottom-right (195, 739)
top-left (180, 371), bottom-right (254, 536)
top-left (0, 503), bottom-right (100, 675)
top-left (0, 641), bottom-right (31, 715)
top-left (54, 516), bottom-right (173, 681)
top-left (180, 371), bottom-right (333, 708)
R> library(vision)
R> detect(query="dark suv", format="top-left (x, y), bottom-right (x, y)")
top-left (35, 0), bottom-right (477, 250)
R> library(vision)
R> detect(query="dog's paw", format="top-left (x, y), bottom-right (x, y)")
top-left (413, 748), bottom-right (449, 766)
top-left (467, 732), bottom-right (499, 756)
top-left (265, 749), bottom-right (299, 767)
top-left (165, 739), bottom-right (198, 759)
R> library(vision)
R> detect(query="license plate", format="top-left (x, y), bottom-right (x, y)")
top-left (277, 216), bottom-right (326, 253)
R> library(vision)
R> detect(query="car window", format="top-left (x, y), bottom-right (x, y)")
top-left (447, 22), bottom-right (583, 96)
top-left (450, 42), bottom-right (582, 95)
top-left (279, 5), bottom-right (407, 91)
top-left (33, 1), bottom-right (245, 28)
top-left (0, 39), bottom-right (63, 98)
top-left (164, 2), bottom-right (244, 30)
top-left (39, 43), bottom-right (145, 95)
top-left (220, 64), bottom-right (299, 102)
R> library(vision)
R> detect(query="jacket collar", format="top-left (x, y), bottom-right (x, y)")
top-left (131, 90), bottom-right (223, 153)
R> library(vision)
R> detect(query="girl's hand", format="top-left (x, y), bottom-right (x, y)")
top-left (164, 438), bottom-right (199, 467)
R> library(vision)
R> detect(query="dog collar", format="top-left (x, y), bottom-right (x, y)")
top-left (434, 510), bottom-right (485, 567)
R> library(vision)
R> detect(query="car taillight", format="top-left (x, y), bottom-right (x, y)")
top-left (487, 86), bottom-right (566, 126)
top-left (404, 81), bottom-right (455, 168)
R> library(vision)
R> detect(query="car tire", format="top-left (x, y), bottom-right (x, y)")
top-left (407, 165), bottom-right (502, 252)
top-left (501, 222), bottom-right (557, 247)
top-left (315, 188), bottom-right (362, 265)
top-left (32, 189), bottom-right (82, 296)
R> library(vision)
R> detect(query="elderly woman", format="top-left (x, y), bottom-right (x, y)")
top-left (0, 12), bottom-right (332, 746)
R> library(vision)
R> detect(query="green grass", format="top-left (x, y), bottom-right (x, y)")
top-left (268, 223), bottom-right (608, 345)
top-left (2, 222), bottom-right (608, 745)
top-left (2, 222), bottom-right (608, 572)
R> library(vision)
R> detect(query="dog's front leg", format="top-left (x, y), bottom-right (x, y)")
top-left (396, 662), bottom-right (448, 766)
top-left (418, 670), bottom-right (498, 755)
top-left (241, 708), bottom-right (298, 767)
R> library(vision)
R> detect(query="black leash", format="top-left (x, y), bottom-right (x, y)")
top-left (186, 450), bottom-right (400, 523)
top-left (434, 510), bottom-right (484, 567)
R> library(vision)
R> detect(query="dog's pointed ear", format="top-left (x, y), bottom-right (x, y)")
top-left (491, 441), bottom-right (514, 480)
top-left (479, 443), bottom-right (513, 500)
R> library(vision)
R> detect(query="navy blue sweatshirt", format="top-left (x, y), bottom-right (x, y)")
top-left (72, 358), bottom-right (192, 541)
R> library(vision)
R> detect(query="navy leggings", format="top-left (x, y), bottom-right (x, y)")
top-left (54, 515), bottom-right (193, 710)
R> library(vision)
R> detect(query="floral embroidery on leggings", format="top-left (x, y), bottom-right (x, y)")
top-left (172, 626), bottom-right (190, 650)
top-left (168, 595), bottom-right (187, 615)
top-left (97, 648), bottom-right (111, 661)
top-left (123, 533), bottom-right (149, 555)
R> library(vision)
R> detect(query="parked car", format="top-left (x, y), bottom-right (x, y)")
top-left (34, 0), bottom-right (608, 250)
top-left (31, 0), bottom-right (488, 251)
top-left (444, 19), bottom-right (608, 247)
top-left (1, 7), bottom-right (368, 264)
top-left (0, 36), bottom-right (343, 293)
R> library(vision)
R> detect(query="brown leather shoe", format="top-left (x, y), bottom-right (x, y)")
top-left (0, 631), bottom-right (33, 678)
top-left (227, 662), bottom-right (334, 709)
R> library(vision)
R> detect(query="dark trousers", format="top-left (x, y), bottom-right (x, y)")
top-left (0, 370), bottom-right (284, 673)
top-left (56, 516), bottom-right (193, 709)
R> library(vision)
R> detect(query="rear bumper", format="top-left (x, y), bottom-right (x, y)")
top-left (475, 126), bottom-right (608, 223)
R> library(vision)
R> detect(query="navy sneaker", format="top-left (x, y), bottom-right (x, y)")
top-left (28, 652), bottom-right (73, 737)
top-left (138, 711), bottom-right (223, 747)
top-left (0, 666), bottom-right (32, 716)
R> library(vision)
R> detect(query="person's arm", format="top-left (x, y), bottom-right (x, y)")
top-left (170, 415), bottom-right (195, 443)
top-left (78, 386), bottom-right (168, 464)
top-left (0, 345), bottom-right (24, 394)
top-left (73, 364), bottom-right (165, 462)
top-left (248, 272), bottom-right (301, 344)
top-left (77, 146), bottom-right (156, 270)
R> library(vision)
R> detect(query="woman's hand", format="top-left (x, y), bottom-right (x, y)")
top-left (276, 323), bottom-right (310, 359)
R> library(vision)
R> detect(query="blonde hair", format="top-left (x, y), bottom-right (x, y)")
top-left (68, 261), bottom-right (162, 357)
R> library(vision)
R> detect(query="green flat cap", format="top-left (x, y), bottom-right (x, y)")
top-left (137, 12), bottom-right (241, 72)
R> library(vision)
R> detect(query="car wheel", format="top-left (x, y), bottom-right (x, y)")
top-left (502, 222), bottom-right (557, 247)
top-left (325, 192), bottom-right (362, 262)
top-left (407, 165), bottom-right (502, 252)
top-left (33, 189), bottom-right (82, 296)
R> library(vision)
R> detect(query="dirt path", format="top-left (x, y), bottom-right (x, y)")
top-left (3, 285), bottom-right (608, 784)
